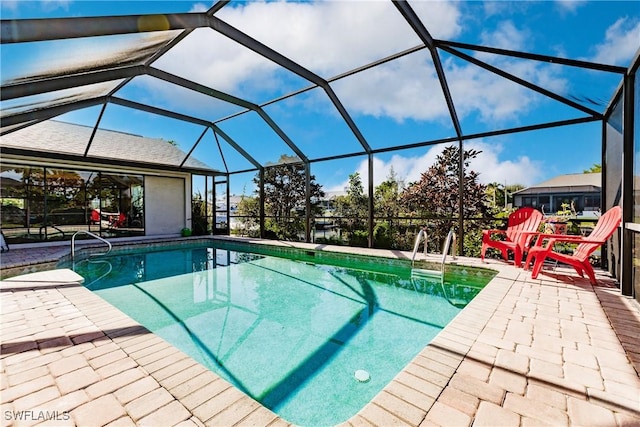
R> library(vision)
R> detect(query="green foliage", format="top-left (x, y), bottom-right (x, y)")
top-left (583, 163), bottom-right (601, 173)
top-left (315, 235), bottom-right (346, 246)
top-left (191, 192), bottom-right (209, 235)
top-left (556, 202), bottom-right (573, 217)
top-left (236, 194), bottom-right (260, 237)
top-left (462, 228), bottom-right (484, 257)
top-left (373, 221), bottom-right (394, 249)
top-left (252, 155), bottom-right (324, 241)
top-left (349, 230), bottom-right (369, 247)
top-left (373, 168), bottom-right (404, 249)
top-left (264, 218), bottom-right (301, 240)
top-left (333, 172), bottom-right (368, 241)
top-left (399, 145), bottom-right (492, 254)
top-left (241, 149), bottom-right (497, 255)
top-left (374, 167), bottom-right (402, 218)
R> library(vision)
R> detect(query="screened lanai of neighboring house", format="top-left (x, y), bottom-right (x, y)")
top-left (0, 1), bottom-right (639, 301)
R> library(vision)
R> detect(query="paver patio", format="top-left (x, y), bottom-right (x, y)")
top-left (1, 237), bottom-right (639, 426)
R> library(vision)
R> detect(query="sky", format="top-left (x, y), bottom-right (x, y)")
top-left (1, 0), bottom-right (639, 197)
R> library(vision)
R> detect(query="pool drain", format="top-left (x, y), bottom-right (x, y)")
top-left (354, 369), bottom-right (370, 383)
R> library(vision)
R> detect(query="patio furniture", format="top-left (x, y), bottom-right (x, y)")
top-left (109, 213), bottom-right (127, 228)
top-left (481, 207), bottom-right (544, 267)
top-left (0, 230), bottom-right (8, 252)
top-left (90, 209), bottom-right (101, 225)
top-left (524, 205), bottom-right (621, 285)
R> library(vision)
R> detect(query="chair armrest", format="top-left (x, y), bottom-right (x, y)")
top-left (537, 233), bottom-right (585, 242)
top-left (532, 233), bottom-right (593, 249)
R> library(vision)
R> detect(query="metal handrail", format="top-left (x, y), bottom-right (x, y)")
top-left (411, 228), bottom-right (456, 268)
top-left (411, 228), bottom-right (428, 267)
top-left (71, 231), bottom-right (112, 260)
top-left (410, 229), bottom-right (463, 307)
top-left (441, 229), bottom-right (457, 266)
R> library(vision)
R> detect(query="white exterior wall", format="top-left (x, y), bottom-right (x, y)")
top-left (144, 175), bottom-right (190, 235)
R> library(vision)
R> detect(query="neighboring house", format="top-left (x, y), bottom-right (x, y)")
top-left (513, 173), bottom-right (601, 218)
top-left (318, 190), bottom-right (346, 215)
top-left (0, 120), bottom-right (219, 244)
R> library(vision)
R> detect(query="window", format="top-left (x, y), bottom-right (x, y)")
top-left (521, 197), bottom-right (538, 208)
top-left (0, 164), bottom-right (144, 244)
top-left (583, 195), bottom-right (601, 212)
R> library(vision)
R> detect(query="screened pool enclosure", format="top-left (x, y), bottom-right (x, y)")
top-left (1, 1), bottom-right (639, 299)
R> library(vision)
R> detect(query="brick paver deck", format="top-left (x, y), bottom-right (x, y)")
top-left (1, 237), bottom-right (639, 426)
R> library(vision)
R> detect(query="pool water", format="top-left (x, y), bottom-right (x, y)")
top-left (69, 244), bottom-right (489, 426)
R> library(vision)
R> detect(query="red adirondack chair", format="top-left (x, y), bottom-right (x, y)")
top-left (481, 207), bottom-right (544, 267)
top-left (524, 205), bottom-right (621, 285)
top-left (90, 209), bottom-right (101, 225)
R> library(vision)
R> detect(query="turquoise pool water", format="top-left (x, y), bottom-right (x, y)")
top-left (69, 243), bottom-right (490, 426)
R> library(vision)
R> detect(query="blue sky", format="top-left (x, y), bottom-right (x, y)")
top-left (2, 0), bottom-right (639, 197)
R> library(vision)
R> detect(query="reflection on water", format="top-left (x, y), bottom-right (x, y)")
top-left (67, 244), bottom-right (489, 426)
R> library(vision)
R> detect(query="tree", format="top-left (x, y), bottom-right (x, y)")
top-left (486, 182), bottom-right (524, 211)
top-left (333, 172), bottom-right (369, 246)
top-left (373, 168), bottom-right (403, 248)
top-left (235, 193), bottom-right (260, 237)
top-left (583, 164), bottom-right (601, 173)
top-left (253, 154), bottom-right (324, 240)
top-left (375, 167), bottom-right (402, 219)
top-left (486, 182), bottom-right (505, 209)
top-left (399, 145), bottom-right (491, 255)
top-left (191, 191), bottom-right (209, 235)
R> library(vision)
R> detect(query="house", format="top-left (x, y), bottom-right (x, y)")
top-left (513, 173), bottom-right (601, 218)
top-left (0, 120), bottom-right (219, 244)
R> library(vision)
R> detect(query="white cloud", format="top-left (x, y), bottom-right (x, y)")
top-left (154, 27), bottom-right (282, 96)
top-left (327, 141), bottom-right (542, 193)
top-left (447, 61), bottom-right (530, 123)
top-left (480, 20), bottom-right (529, 51)
top-left (330, 53), bottom-right (447, 122)
top-left (590, 17), bottom-right (640, 66)
top-left (216, 1), bottom-right (413, 76)
top-left (151, 1), bottom-right (580, 127)
top-left (447, 20), bottom-right (569, 123)
top-left (220, 1), bottom-right (462, 76)
top-left (406, 1), bottom-right (463, 39)
top-left (465, 140), bottom-right (543, 186)
top-left (153, 1), bottom-right (469, 122)
top-left (328, 14), bottom-right (567, 125)
top-left (554, 0), bottom-right (586, 14)
top-left (189, 3), bottom-right (209, 13)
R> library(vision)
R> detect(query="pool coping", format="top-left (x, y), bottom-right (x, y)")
top-left (1, 236), bottom-right (639, 426)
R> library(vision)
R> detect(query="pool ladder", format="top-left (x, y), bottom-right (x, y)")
top-left (411, 229), bottom-right (465, 307)
top-left (71, 230), bottom-right (112, 261)
top-left (411, 228), bottom-right (456, 277)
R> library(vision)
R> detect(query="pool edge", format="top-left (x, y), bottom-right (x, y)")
top-left (1, 237), bottom-right (513, 426)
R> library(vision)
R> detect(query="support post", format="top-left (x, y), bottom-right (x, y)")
top-left (305, 162), bottom-right (311, 243)
top-left (259, 168), bottom-right (265, 239)
top-left (621, 70), bottom-right (635, 296)
top-left (458, 140), bottom-right (464, 255)
top-left (368, 154), bottom-right (374, 248)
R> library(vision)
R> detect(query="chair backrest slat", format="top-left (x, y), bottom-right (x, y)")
top-left (506, 207), bottom-right (543, 242)
top-left (573, 206), bottom-right (621, 261)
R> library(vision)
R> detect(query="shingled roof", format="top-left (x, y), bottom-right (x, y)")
top-left (514, 172), bottom-right (601, 195)
top-left (1, 120), bottom-right (216, 173)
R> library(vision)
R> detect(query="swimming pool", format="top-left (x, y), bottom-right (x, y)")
top-left (66, 241), bottom-right (493, 426)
